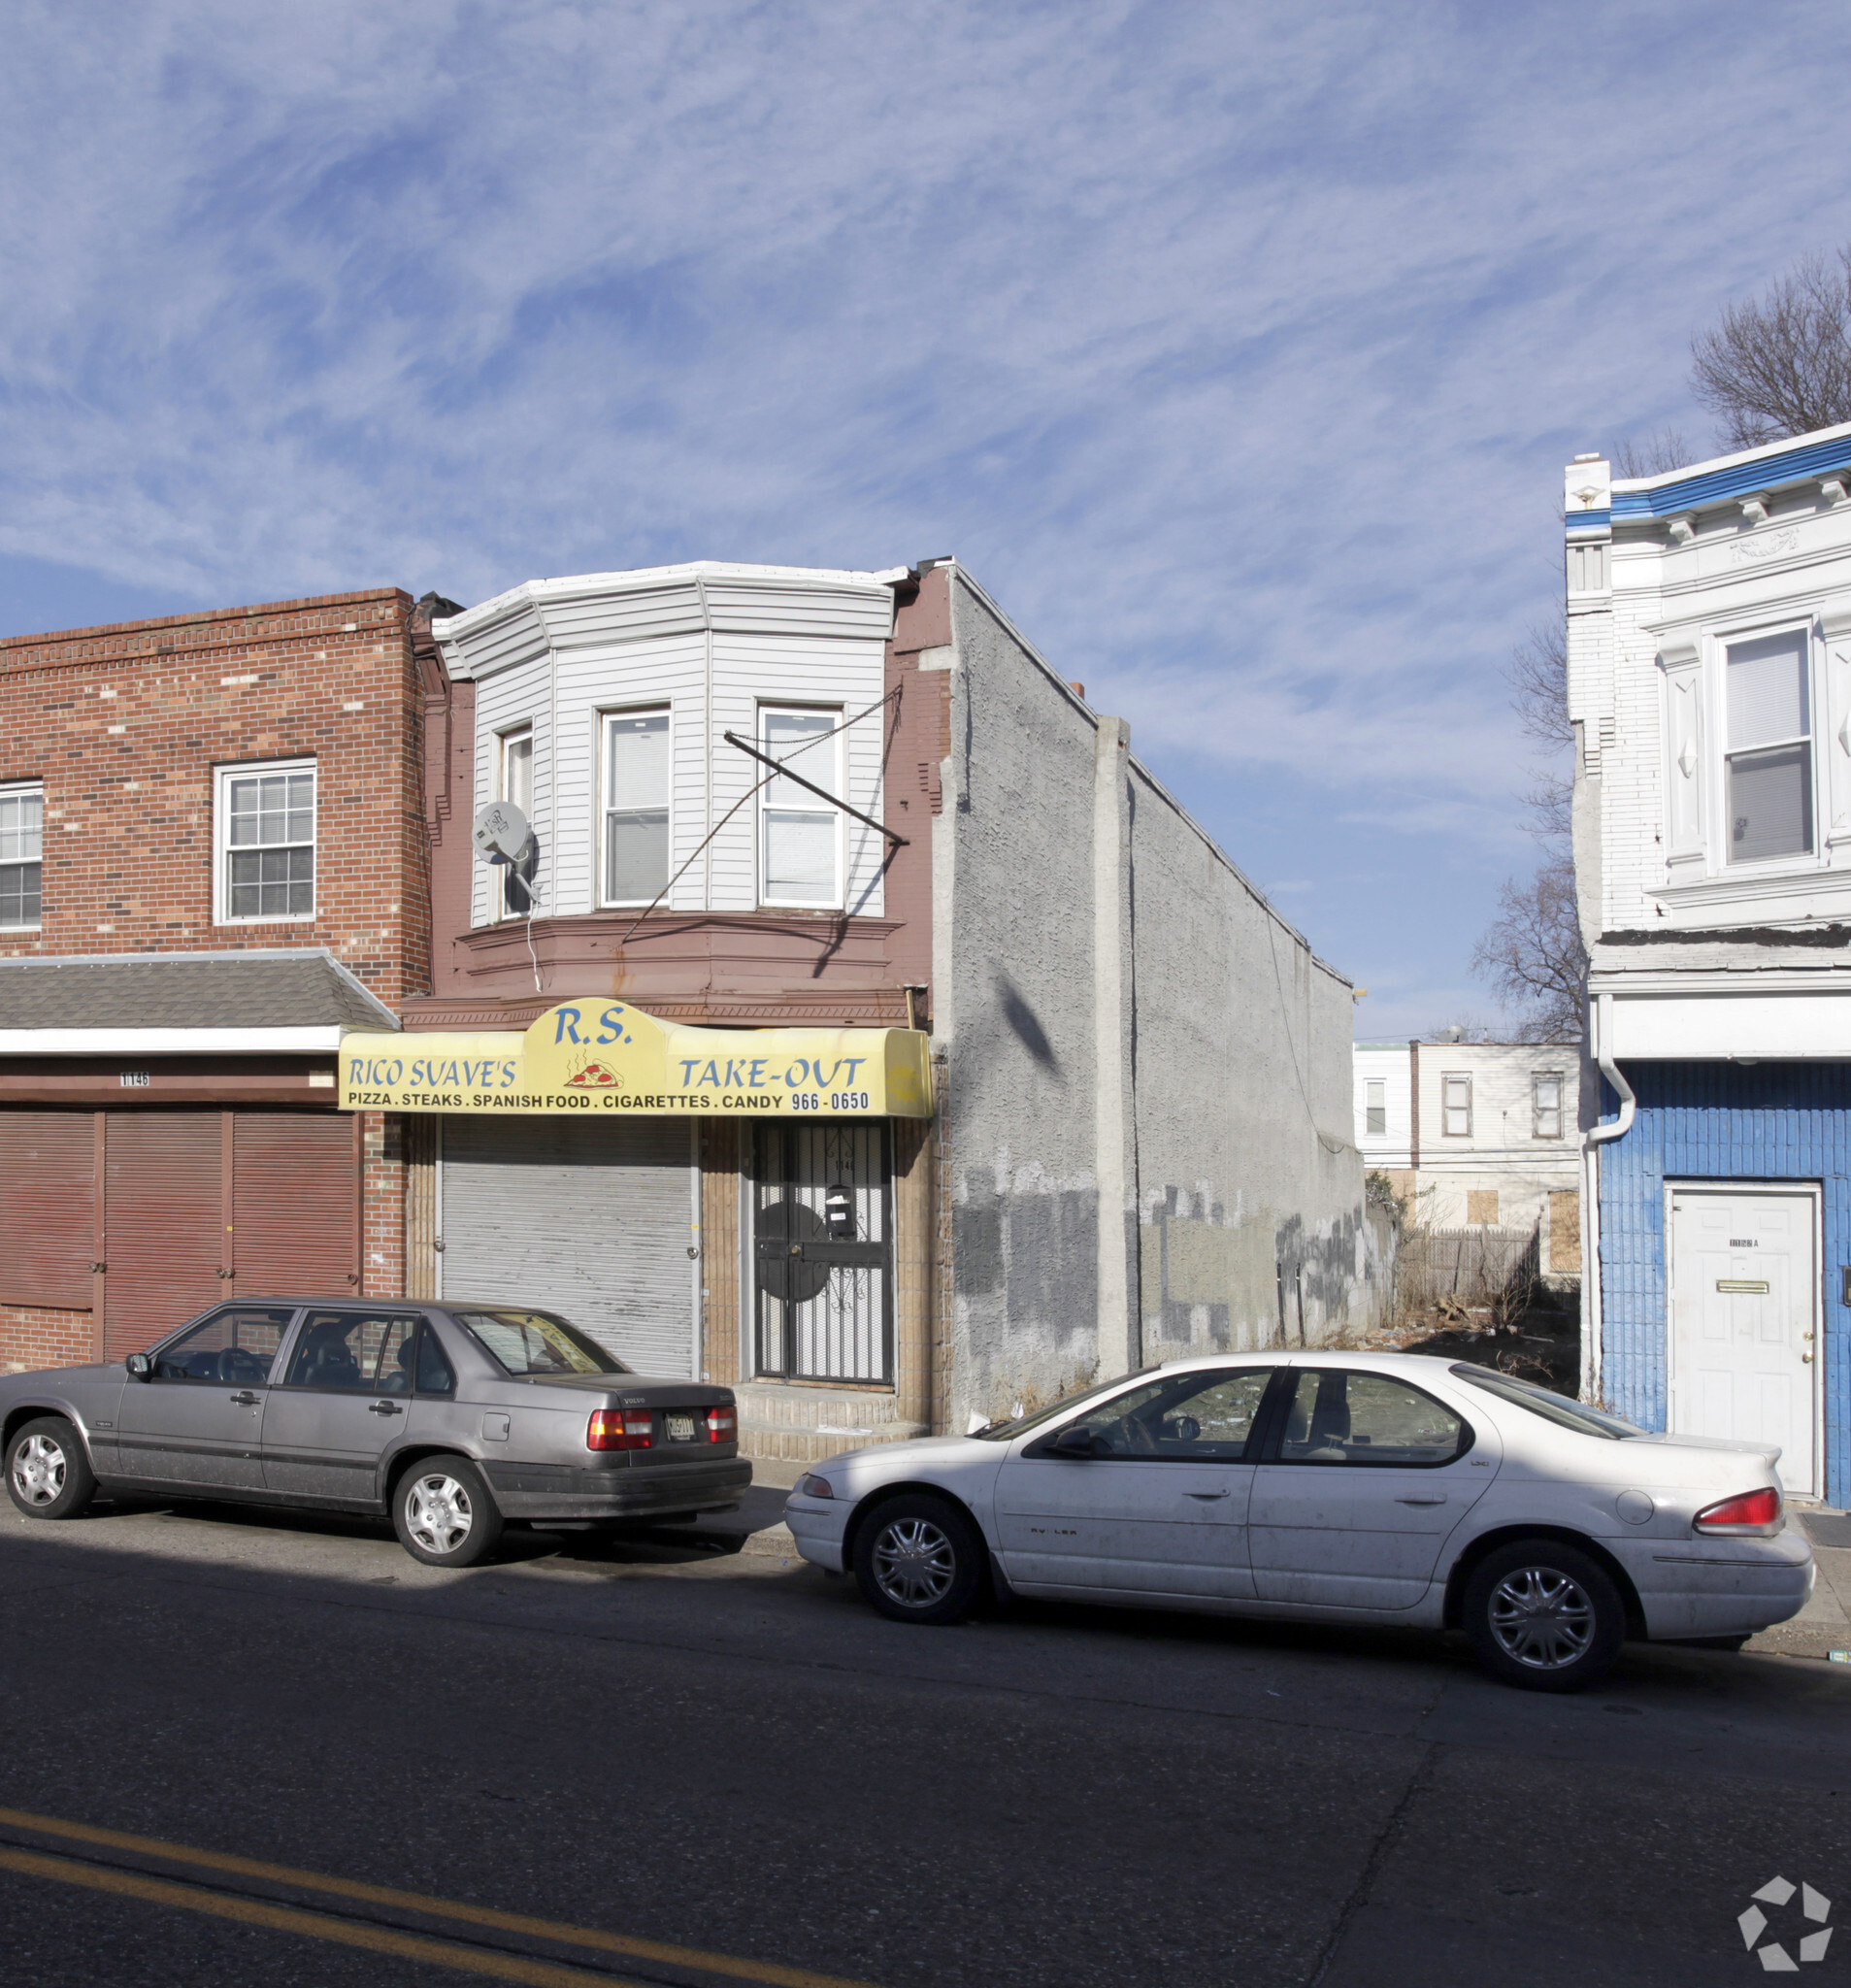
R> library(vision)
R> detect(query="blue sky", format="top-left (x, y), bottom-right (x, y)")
top-left (8, 2), bottom-right (1851, 1035)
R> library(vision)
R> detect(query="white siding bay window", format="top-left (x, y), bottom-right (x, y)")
top-left (0, 782), bottom-right (43, 928)
top-left (759, 707), bottom-right (843, 908)
top-left (499, 725), bottom-right (535, 917)
top-left (216, 759), bottom-right (314, 922)
top-left (602, 710), bottom-right (672, 906)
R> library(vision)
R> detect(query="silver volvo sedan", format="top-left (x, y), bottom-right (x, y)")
top-left (1, 1299), bottom-right (748, 1567)
top-left (785, 1350), bottom-right (1815, 1691)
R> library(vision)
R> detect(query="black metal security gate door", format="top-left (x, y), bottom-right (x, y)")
top-left (753, 1122), bottom-right (892, 1382)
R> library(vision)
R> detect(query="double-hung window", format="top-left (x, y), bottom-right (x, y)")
top-left (498, 725), bottom-right (535, 916)
top-left (0, 783), bottom-right (43, 929)
top-left (1441, 1073), bottom-right (1471, 1138)
top-left (1364, 1079), bottom-right (1386, 1138)
top-left (1725, 629), bottom-right (1813, 863)
top-left (217, 759), bottom-right (314, 921)
top-left (1533, 1072), bottom-right (1564, 1140)
top-left (602, 710), bottom-right (671, 906)
top-left (759, 707), bottom-right (842, 909)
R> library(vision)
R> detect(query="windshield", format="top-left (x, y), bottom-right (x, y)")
top-left (969, 1369), bottom-right (1161, 1441)
top-left (450, 1309), bottom-right (630, 1377)
top-left (1450, 1364), bottom-right (1644, 1440)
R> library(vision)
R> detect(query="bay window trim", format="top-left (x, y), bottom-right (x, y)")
top-left (756, 702), bottom-right (844, 911)
top-left (598, 704), bottom-right (673, 910)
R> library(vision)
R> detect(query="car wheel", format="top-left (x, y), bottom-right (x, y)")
top-left (1463, 1539), bottom-right (1625, 1692)
top-left (5, 1417), bottom-right (97, 1521)
top-left (392, 1459), bottom-right (505, 1568)
top-left (853, 1494), bottom-right (984, 1626)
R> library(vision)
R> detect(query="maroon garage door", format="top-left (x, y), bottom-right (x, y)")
top-left (1, 1109), bottom-right (361, 1360)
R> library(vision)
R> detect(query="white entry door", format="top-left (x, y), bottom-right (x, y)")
top-left (1668, 1186), bottom-right (1819, 1498)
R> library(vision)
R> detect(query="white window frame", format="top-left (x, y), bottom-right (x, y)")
top-left (1441, 1072), bottom-right (1471, 1138)
top-left (756, 704), bottom-right (844, 911)
top-left (1533, 1071), bottom-right (1564, 1141)
top-left (214, 756), bottom-right (316, 926)
top-left (1714, 617), bottom-right (1819, 873)
top-left (496, 724), bottom-right (535, 920)
top-left (598, 705), bottom-right (673, 909)
top-left (1661, 611), bottom-right (1830, 907)
top-left (1364, 1079), bottom-right (1386, 1138)
top-left (0, 779), bottom-right (44, 932)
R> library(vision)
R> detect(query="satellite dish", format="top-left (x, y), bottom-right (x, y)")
top-left (473, 800), bottom-right (534, 866)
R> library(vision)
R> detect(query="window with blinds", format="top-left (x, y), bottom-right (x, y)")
top-left (759, 708), bottom-right (842, 908)
top-left (602, 710), bottom-right (671, 906)
top-left (1725, 630), bottom-right (1813, 864)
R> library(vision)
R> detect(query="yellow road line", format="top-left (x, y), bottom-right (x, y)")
top-left (0, 1845), bottom-right (641, 1988)
top-left (0, 1806), bottom-right (876, 1988)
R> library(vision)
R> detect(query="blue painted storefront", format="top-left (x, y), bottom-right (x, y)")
top-left (1597, 1061), bottom-right (1851, 1508)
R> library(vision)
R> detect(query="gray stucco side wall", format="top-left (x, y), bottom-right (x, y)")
top-left (939, 578), bottom-right (1104, 1431)
top-left (1122, 758), bottom-right (1382, 1363)
top-left (937, 570), bottom-right (1379, 1431)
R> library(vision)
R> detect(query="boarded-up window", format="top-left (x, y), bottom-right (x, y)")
top-left (1549, 1189), bottom-right (1582, 1274)
top-left (2, 1111), bottom-right (94, 1309)
top-left (1466, 1188), bottom-right (1499, 1226)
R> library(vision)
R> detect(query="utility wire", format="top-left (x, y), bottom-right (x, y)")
top-left (613, 686), bottom-right (902, 951)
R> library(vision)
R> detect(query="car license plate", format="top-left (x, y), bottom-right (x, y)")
top-left (666, 1413), bottom-right (696, 1441)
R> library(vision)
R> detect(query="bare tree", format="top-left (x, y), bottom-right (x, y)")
top-left (1471, 853), bottom-right (1588, 1043)
top-left (1691, 250), bottom-right (1851, 450)
top-left (1473, 613), bottom-right (1585, 1041)
top-left (1611, 428), bottom-right (1692, 480)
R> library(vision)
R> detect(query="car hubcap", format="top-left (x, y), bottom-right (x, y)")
top-left (406, 1474), bottom-right (474, 1555)
top-left (1488, 1566), bottom-right (1597, 1669)
top-left (872, 1516), bottom-right (956, 1607)
top-left (12, 1435), bottom-right (66, 1508)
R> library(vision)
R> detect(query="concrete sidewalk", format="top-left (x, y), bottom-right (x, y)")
top-left (1747, 1508), bottom-right (1851, 1662)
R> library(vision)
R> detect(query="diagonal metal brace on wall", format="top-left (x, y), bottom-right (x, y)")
top-left (721, 730), bottom-right (908, 846)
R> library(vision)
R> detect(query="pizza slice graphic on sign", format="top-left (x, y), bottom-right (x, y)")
top-left (566, 1061), bottom-right (621, 1087)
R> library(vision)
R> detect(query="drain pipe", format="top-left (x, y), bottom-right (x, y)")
top-left (1585, 992), bottom-right (1636, 1145)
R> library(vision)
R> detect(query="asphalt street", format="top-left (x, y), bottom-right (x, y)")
top-left (0, 1494), bottom-right (1846, 1988)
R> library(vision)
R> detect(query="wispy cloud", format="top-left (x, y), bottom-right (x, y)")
top-left (4, 0), bottom-right (1851, 1030)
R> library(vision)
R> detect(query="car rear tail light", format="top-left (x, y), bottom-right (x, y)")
top-left (1694, 1486), bottom-right (1782, 1535)
top-left (587, 1408), bottom-right (654, 1451)
top-left (704, 1406), bottom-right (738, 1444)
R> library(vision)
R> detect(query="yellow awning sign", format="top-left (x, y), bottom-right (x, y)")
top-left (341, 1002), bottom-right (933, 1118)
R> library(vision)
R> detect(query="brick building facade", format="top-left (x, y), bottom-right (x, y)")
top-left (0, 589), bottom-right (433, 1370)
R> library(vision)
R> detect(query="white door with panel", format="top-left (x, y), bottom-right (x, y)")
top-left (1669, 1186), bottom-right (1818, 1497)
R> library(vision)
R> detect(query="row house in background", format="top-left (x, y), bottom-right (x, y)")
top-left (350, 558), bottom-right (1384, 1456)
top-left (1351, 1039), bottom-right (1580, 1284)
top-left (0, 590), bottom-right (434, 1371)
top-left (1568, 421), bottom-right (1851, 1508)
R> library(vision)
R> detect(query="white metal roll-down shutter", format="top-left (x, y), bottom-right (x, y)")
top-left (440, 1117), bottom-right (695, 1378)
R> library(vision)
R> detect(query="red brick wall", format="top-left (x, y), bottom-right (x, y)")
top-left (0, 588), bottom-right (429, 1006)
top-left (0, 1306), bottom-right (94, 1373)
top-left (361, 1110), bottom-right (407, 1298)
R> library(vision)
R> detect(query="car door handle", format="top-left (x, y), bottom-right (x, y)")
top-left (227, 1391), bottom-right (261, 1406)
top-left (1396, 1494), bottom-right (1447, 1506)
top-left (367, 1401), bottom-right (403, 1416)
top-left (1184, 1489), bottom-right (1232, 1501)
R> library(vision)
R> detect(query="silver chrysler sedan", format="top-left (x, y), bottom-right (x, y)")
top-left (784, 1350), bottom-right (1815, 1691)
top-left (0, 1299), bottom-right (747, 1567)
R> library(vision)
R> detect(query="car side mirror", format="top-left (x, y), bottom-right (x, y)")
top-left (125, 1353), bottom-right (153, 1380)
top-left (1051, 1425), bottom-right (1100, 1460)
